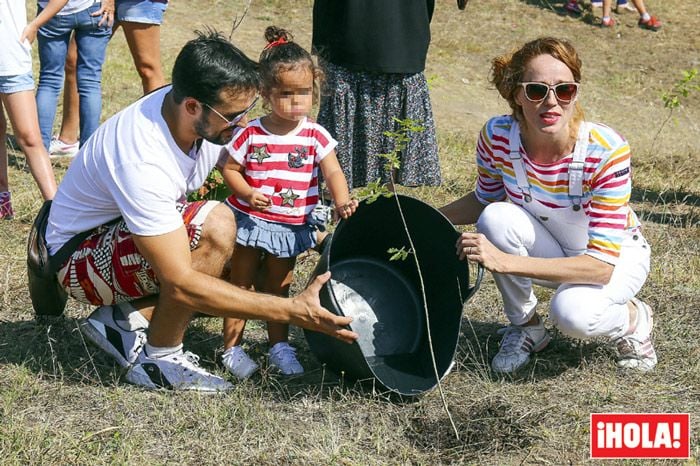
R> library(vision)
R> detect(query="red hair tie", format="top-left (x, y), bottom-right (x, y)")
top-left (264, 37), bottom-right (287, 50)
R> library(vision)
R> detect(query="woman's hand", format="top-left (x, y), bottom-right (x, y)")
top-left (91, 0), bottom-right (115, 27)
top-left (246, 190), bottom-right (272, 211)
top-left (20, 23), bottom-right (39, 44)
top-left (334, 199), bottom-right (359, 220)
top-left (456, 232), bottom-right (509, 273)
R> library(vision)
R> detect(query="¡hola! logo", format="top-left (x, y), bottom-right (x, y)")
top-left (590, 413), bottom-right (690, 459)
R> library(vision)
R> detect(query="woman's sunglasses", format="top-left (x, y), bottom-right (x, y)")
top-left (519, 82), bottom-right (579, 103)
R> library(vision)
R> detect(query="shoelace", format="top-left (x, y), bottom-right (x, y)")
top-left (496, 326), bottom-right (526, 354)
top-left (615, 337), bottom-right (642, 360)
top-left (133, 331), bottom-right (147, 356)
top-left (177, 351), bottom-right (221, 380)
top-left (273, 345), bottom-right (298, 365)
top-left (183, 351), bottom-right (201, 366)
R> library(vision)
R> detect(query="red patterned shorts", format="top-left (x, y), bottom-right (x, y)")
top-left (57, 201), bottom-right (218, 306)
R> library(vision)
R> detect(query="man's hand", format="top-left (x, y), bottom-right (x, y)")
top-left (290, 271), bottom-right (359, 344)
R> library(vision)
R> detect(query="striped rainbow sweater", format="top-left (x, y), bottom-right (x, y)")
top-left (475, 115), bottom-right (641, 264)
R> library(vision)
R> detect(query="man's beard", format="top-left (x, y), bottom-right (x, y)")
top-left (194, 115), bottom-right (234, 146)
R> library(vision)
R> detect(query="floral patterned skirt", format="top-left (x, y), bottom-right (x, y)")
top-left (317, 61), bottom-right (441, 188)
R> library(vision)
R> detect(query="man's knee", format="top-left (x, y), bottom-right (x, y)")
top-left (199, 202), bottom-right (236, 250)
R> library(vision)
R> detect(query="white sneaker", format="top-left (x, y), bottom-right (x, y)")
top-left (616, 2), bottom-right (637, 12)
top-left (268, 342), bottom-right (304, 375)
top-left (49, 136), bottom-right (79, 158)
top-left (125, 350), bottom-right (233, 392)
top-left (221, 345), bottom-right (259, 379)
top-left (614, 298), bottom-right (657, 372)
top-left (491, 315), bottom-right (551, 373)
top-left (80, 304), bottom-right (147, 368)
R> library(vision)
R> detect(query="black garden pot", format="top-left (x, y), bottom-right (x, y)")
top-left (304, 195), bottom-right (482, 396)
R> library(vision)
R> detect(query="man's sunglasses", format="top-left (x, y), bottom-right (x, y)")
top-left (519, 82), bottom-right (579, 103)
top-left (203, 95), bottom-right (259, 128)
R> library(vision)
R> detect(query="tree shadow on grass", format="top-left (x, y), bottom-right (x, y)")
top-left (0, 314), bottom-right (607, 396)
top-left (0, 314), bottom-right (394, 399)
top-left (0, 316), bottom-right (230, 388)
top-left (631, 186), bottom-right (700, 228)
top-left (0, 316), bottom-right (123, 386)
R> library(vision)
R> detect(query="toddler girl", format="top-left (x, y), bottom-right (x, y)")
top-left (220, 26), bottom-right (358, 378)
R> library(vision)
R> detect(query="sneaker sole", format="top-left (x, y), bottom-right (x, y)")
top-left (267, 363), bottom-right (305, 377)
top-left (80, 319), bottom-right (131, 368)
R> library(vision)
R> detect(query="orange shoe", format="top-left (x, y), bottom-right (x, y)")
top-left (601, 17), bottom-right (616, 27)
top-left (638, 15), bottom-right (662, 31)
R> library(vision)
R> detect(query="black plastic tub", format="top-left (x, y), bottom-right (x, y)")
top-left (304, 194), bottom-right (482, 396)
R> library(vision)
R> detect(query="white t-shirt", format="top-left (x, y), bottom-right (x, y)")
top-left (46, 86), bottom-right (226, 254)
top-left (0, 0), bottom-right (32, 76)
top-left (38, 0), bottom-right (96, 15)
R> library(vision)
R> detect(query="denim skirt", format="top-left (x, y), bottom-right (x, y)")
top-left (231, 207), bottom-right (317, 258)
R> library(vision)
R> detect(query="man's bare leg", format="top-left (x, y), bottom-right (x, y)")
top-left (146, 203), bottom-right (236, 347)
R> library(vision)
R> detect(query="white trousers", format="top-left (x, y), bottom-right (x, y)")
top-left (476, 203), bottom-right (650, 340)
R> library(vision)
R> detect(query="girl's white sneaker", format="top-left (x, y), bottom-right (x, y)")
top-left (222, 345), bottom-right (260, 379)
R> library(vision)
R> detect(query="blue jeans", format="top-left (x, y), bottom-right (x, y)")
top-left (36, 4), bottom-right (112, 149)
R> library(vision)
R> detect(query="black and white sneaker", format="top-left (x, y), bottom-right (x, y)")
top-left (125, 350), bottom-right (233, 393)
top-left (80, 304), bottom-right (147, 368)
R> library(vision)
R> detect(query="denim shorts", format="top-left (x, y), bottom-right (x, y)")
top-left (0, 72), bottom-right (34, 94)
top-left (116, 0), bottom-right (168, 24)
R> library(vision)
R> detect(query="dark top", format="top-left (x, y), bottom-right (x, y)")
top-left (312, 0), bottom-right (435, 74)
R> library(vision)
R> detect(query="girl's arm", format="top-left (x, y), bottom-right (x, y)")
top-left (318, 150), bottom-right (357, 219)
top-left (220, 156), bottom-right (271, 211)
top-left (21, 0), bottom-right (70, 44)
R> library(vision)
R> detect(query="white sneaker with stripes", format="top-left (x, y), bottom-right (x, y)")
top-left (126, 350), bottom-right (233, 392)
top-left (491, 315), bottom-right (551, 373)
top-left (614, 298), bottom-right (657, 372)
top-left (81, 304), bottom-right (147, 368)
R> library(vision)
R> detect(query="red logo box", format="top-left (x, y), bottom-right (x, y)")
top-left (590, 413), bottom-right (690, 459)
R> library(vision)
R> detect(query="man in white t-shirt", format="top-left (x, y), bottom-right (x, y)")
top-left (42, 31), bottom-right (357, 392)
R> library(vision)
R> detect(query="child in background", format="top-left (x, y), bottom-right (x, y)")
top-left (219, 26), bottom-right (358, 378)
top-left (0, 0), bottom-right (66, 216)
top-left (34, 0), bottom-right (113, 152)
top-left (566, 0), bottom-right (636, 15)
top-left (601, 0), bottom-right (661, 29)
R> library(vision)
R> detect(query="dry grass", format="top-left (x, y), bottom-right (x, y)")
top-left (2, 0), bottom-right (699, 464)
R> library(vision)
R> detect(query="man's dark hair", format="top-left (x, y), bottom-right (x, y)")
top-left (172, 29), bottom-right (260, 105)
